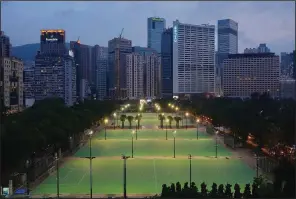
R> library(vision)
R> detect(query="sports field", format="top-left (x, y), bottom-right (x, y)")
top-left (33, 112), bottom-right (255, 196)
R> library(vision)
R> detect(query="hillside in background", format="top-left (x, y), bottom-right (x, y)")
top-left (12, 43), bottom-right (70, 62)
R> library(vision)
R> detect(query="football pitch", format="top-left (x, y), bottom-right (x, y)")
top-left (32, 113), bottom-right (255, 196)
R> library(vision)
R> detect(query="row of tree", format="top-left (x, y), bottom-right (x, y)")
top-left (158, 114), bottom-right (183, 128)
top-left (156, 94), bottom-right (295, 148)
top-left (119, 114), bottom-right (142, 129)
top-left (1, 98), bottom-right (117, 185)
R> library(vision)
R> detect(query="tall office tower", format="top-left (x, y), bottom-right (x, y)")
top-left (70, 40), bottom-right (92, 101)
top-left (223, 53), bottom-right (280, 98)
top-left (161, 28), bottom-right (173, 98)
top-left (0, 31), bottom-right (11, 57)
top-left (108, 37), bottom-right (132, 99)
top-left (145, 54), bottom-right (161, 98)
top-left (281, 52), bottom-right (294, 77)
top-left (244, 43), bottom-right (271, 54)
top-left (40, 29), bottom-right (66, 56)
top-left (23, 62), bottom-right (35, 106)
top-left (64, 54), bottom-right (76, 106)
top-left (126, 53), bottom-right (144, 99)
top-left (217, 19), bottom-right (238, 96)
top-left (147, 17), bottom-right (166, 53)
top-left (0, 57), bottom-right (24, 113)
top-left (172, 20), bottom-right (215, 97)
top-left (132, 46), bottom-right (157, 56)
top-left (92, 45), bottom-right (108, 100)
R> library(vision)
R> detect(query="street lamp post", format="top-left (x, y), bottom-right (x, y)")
top-left (166, 119), bottom-right (169, 140)
top-left (215, 131), bottom-right (218, 158)
top-left (185, 112), bottom-right (189, 130)
top-left (25, 160), bottom-right (30, 196)
top-left (88, 130), bottom-right (94, 198)
top-left (113, 113), bottom-right (116, 129)
top-left (122, 155), bottom-right (130, 199)
top-left (131, 130), bottom-right (135, 158)
top-left (55, 152), bottom-right (60, 199)
top-left (188, 154), bottom-right (192, 187)
top-left (104, 118), bottom-right (108, 140)
top-left (196, 119), bottom-right (200, 140)
top-left (173, 130), bottom-right (176, 158)
top-left (135, 124), bottom-right (138, 140)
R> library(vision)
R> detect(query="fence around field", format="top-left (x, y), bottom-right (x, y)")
top-left (9, 125), bottom-right (102, 197)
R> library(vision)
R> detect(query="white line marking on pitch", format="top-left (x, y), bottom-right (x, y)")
top-left (78, 172), bottom-right (87, 185)
top-left (153, 159), bottom-right (158, 193)
top-left (63, 170), bottom-right (73, 180)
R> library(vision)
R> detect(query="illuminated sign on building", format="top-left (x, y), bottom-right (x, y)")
top-left (173, 26), bottom-right (178, 42)
top-left (45, 34), bottom-right (58, 42)
top-left (69, 50), bottom-right (74, 57)
top-left (152, 17), bottom-right (164, 22)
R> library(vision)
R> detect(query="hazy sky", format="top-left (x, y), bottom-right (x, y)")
top-left (2, 1), bottom-right (295, 54)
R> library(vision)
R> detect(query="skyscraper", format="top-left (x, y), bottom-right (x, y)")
top-left (145, 54), bottom-right (161, 98)
top-left (126, 53), bottom-right (144, 99)
top-left (161, 28), bottom-right (173, 98)
top-left (147, 17), bottom-right (166, 53)
top-left (92, 45), bottom-right (108, 100)
top-left (108, 37), bottom-right (132, 99)
top-left (173, 20), bottom-right (215, 96)
top-left (132, 46), bottom-right (157, 56)
top-left (217, 19), bottom-right (238, 96)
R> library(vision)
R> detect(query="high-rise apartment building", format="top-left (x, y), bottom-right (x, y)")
top-left (23, 62), bottom-right (35, 99)
top-left (223, 53), bottom-right (280, 98)
top-left (40, 29), bottom-right (66, 56)
top-left (145, 54), bottom-right (161, 99)
top-left (132, 46), bottom-right (157, 56)
top-left (280, 77), bottom-right (295, 99)
top-left (281, 52), bottom-right (294, 77)
top-left (0, 57), bottom-right (24, 113)
top-left (147, 17), bottom-right (166, 53)
top-left (161, 28), bottom-right (173, 98)
top-left (172, 20), bottom-right (215, 96)
top-left (0, 31), bottom-right (11, 57)
top-left (126, 53), bottom-right (144, 99)
top-left (92, 45), bottom-right (108, 100)
top-left (64, 55), bottom-right (76, 106)
top-left (108, 37), bottom-right (132, 99)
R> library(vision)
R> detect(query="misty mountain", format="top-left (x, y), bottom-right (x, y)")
top-left (12, 43), bottom-right (70, 62)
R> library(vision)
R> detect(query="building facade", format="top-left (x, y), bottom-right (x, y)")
top-left (0, 57), bottom-right (24, 113)
top-left (161, 28), bottom-right (173, 98)
top-left (147, 17), bottom-right (166, 53)
top-left (281, 52), bottom-right (294, 77)
top-left (23, 63), bottom-right (35, 100)
top-left (172, 20), bottom-right (215, 96)
top-left (244, 43), bottom-right (271, 54)
top-left (64, 55), bottom-right (76, 106)
top-left (223, 53), bottom-right (280, 98)
top-left (40, 29), bottom-right (66, 56)
top-left (132, 46), bottom-right (157, 56)
top-left (145, 54), bottom-right (161, 99)
top-left (126, 53), bottom-right (144, 99)
top-left (108, 37), bottom-right (132, 99)
top-left (280, 78), bottom-right (295, 99)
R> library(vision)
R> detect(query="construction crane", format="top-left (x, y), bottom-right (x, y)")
top-left (115, 28), bottom-right (124, 99)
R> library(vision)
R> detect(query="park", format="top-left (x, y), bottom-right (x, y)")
top-left (32, 109), bottom-right (256, 197)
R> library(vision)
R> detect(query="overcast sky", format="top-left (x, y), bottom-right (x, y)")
top-left (2, 1), bottom-right (295, 54)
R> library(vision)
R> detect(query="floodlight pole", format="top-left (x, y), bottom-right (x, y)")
top-left (188, 154), bottom-right (192, 187)
top-left (89, 136), bottom-right (93, 198)
top-left (174, 136), bottom-right (176, 158)
top-left (55, 152), bottom-right (60, 199)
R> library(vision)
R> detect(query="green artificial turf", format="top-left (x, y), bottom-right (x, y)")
top-left (33, 158), bottom-right (255, 195)
top-left (32, 112), bottom-right (256, 196)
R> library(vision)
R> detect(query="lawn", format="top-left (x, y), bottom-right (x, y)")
top-left (33, 158), bottom-right (255, 195)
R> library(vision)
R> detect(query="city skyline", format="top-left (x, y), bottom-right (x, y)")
top-left (2, 1), bottom-right (295, 54)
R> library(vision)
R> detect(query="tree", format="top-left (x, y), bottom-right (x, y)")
top-left (174, 116), bottom-right (182, 128)
top-left (200, 182), bottom-right (208, 197)
top-left (135, 114), bottom-right (142, 128)
top-left (176, 181), bottom-right (182, 193)
top-left (234, 183), bottom-right (241, 198)
top-left (243, 184), bottom-right (251, 198)
top-left (170, 183), bottom-right (176, 195)
top-left (161, 184), bottom-right (169, 197)
top-left (127, 116), bottom-right (134, 129)
top-left (158, 114), bottom-right (165, 129)
top-left (120, 115), bottom-right (127, 129)
top-left (251, 182), bottom-right (259, 198)
top-left (218, 184), bottom-right (225, 198)
top-left (167, 116), bottom-right (173, 128)
top-left (225, 183), bottom-right (232, 198)
top-left (210, 183), bottom-right (218, 197)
